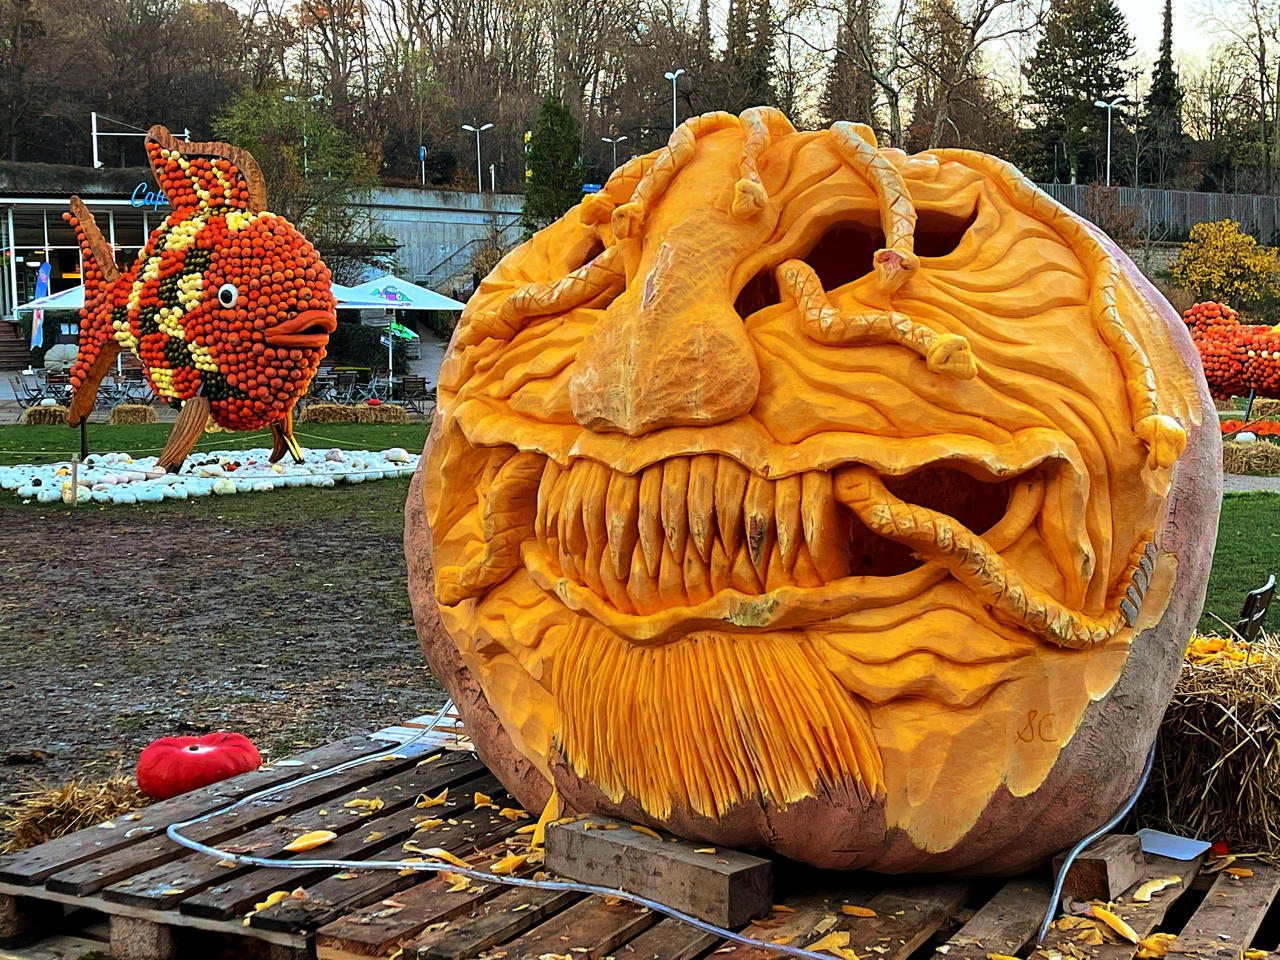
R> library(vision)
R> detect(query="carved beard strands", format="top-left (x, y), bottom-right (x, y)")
top-left (413, 107), bottom-right (1216, 872)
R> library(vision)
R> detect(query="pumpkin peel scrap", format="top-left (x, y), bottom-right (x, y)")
top-left (409, 106), bottom-right (1220, 873)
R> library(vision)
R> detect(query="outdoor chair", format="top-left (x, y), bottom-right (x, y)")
top-left (1235, 574), bottom-right (1276, 642)
top-left (333, 371), bottom-right (359, 404)
top-left (398, 376), bottom-right (435, 416)
top-left (10, 375), bottom-right (41, 420)
top-left (43, 372), bottom-right (72, 405)
top-left (119, 369), bottom-right (154, 404)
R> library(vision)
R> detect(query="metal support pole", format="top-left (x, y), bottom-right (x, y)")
top-left (91, 112), bottom-right (101, 169)
top-left (1106, 107), bottom-right (1113, 187)
top-left (475, 130), bottom-right (482, 195)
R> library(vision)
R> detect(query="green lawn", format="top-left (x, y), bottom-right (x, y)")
top-left (1202, 492), bottom-right (1280, 633)
top-left (0, 422), bottom-right (429, 464)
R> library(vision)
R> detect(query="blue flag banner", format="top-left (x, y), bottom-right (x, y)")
top-left (29, 261), bottom-right (50, 350)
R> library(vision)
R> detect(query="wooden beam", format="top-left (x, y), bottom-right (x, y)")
top-left (491, 894), bottom-right (657, 960)
top-left (1172, 865), bottom-right (1280, 960)
top-left (1053, 835), bottom-right (1147, 902)
top-left (928, 877), bottom-right (1051, 960)
top-left (545, 816), bottom-right (771, 928)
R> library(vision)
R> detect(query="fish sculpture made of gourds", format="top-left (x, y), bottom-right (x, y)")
top-left (64, 126), bottom-right (337, 471)
top-left (406, 108), bottom-right (1221, 874)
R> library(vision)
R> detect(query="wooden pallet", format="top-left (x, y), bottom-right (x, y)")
top-left (4, 725), bottom-right (1279, 960)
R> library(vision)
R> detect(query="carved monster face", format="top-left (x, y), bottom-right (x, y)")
top-left (416, 109), bottom-right (1214, 872)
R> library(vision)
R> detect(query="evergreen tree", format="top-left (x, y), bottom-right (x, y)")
top-left (522, 94), bottom-right (585, 233)
top-left (718, 0), bottom-right (775, 112)
top-left (1023, 0), bottom-right (1133, 183)
top-left (1138, 0), bottom-right (1187, 187)
top-left (820, 0), bottom-right (877, 126)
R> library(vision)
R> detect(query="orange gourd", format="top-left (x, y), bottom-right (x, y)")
top-left (406, 108), bottom-right (1220, 873)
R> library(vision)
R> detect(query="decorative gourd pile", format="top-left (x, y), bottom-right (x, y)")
top-left (407, 107), bottom-right (1221, 874)
top-left (1182, 302), bottom-right (1280, 399)
top-left (0, 447), bottom-right (417, 504)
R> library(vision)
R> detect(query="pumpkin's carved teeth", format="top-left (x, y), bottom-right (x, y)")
top-left (530, 453), bottom-right (1024, 617)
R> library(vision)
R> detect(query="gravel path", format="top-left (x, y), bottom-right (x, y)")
top-left (1224, 474), bottom-right (1280, 493)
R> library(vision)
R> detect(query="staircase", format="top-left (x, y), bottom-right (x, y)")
top-left (0, 320), bottom-right (31, 371)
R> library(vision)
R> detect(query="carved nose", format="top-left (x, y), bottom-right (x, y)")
top-left (568, 244), bottom-right (760, 436)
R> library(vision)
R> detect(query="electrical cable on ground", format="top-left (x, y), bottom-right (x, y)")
top-left (163, 700), bottom-right (851, 960)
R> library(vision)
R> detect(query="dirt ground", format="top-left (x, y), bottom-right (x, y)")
top-left (0, 479), bottom-right (446, 808)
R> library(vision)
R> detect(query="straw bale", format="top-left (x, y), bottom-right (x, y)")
top-left (353, 403), bottom-right (407, 424)
top-left (1, 774), bottom-right (149, 852)
top-left (297, 402), bottom-right (356, 423)
top-left (107, 403), bottom-right (158, 425)
top-left (1139, 635), bottom-right (1280, 860)
top-left (1223, 440), bottom-right (1280, 476)
top-left (20, 404), bottom-right (68, 426)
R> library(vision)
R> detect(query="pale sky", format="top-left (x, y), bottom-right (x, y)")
top-left (1116, 0), bottom-right (1214, 66)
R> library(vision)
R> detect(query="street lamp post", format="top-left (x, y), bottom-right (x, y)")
top-left (601, 135), bottom-right (628, 171)
top-left (284, 94), bottom-right (323, 177)
top-left (663, 69), bottom-right (685, 134)
top-left (462, 122), bottom-right (494, 196)
top-left (1093, 96), bottom-right (1126, 187)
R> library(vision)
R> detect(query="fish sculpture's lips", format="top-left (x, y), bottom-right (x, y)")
top-left (264, 310), bottom-right (337, 348)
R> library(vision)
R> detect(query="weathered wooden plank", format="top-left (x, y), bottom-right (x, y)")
top-left (842, 881), bottom-right (973, 960)
top-left (0, 736), bottom-right (386, 887)
top-left (1037, 853), bottom-right (1205, 960)
top-left (617, 916), bottom-right (721, 960)
top-left (495, 895), bottom-right (657, 960)
top-left (102, 754), bottom-right (486, 910)
top-left (1171, 865), bottom-right (1280, 960)
top-left (928, 878), bottom-right (1051, 960)
top-left (546, 816), bottom-right (771, 928)
top-left (406, 886), bottom-right (580, 960)
top-left (181, 772), bottom-right (501, 922)
top-left (249, 803), bottom-right (521, 933)
top-left (43, 744), bottom-right (440, 897)
top-left (314, 838), bottom-right (517, 958)
top-left (712, 898), bottom-right (844, 960)
top-left (1053, 836), bottom-right (1147, 902)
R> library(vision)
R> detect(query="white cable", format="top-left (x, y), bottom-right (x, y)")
top-left (163, 699), bottom-right (842, 959)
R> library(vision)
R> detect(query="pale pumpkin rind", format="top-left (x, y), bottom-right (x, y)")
top-left (405, 109), bottom-right (1221, 874)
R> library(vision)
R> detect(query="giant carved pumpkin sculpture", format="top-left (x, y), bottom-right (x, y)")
top-left (406, 109), bottom-right (1221, 874)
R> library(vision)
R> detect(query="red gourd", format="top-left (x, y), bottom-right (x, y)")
top-left (135, 732), bottom-right (261, 800)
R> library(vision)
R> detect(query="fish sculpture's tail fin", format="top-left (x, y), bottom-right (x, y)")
top-left (64, 197), bottom-right (122, 429)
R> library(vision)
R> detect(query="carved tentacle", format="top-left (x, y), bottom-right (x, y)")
top-left (835, 465), bottom-right (1155, 649)
top-left (456, 245), bottom-right (625, 348)
top-left (929, 149), bottom-right (1187, 470)
top-left (436, 452), bottom-right (545, 605)
top-left (733, 107), bottom-right (796, 219)
top-left (777, 259), bottom-right (977, 379)
top-left (612, 112), bottom-right (740, 240)
top-left (828, 122), bottom-right (919, 294)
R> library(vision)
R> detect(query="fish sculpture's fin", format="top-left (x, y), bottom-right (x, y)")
top-left (146, 126), bottom-right (268, 213)
top-left (157, 396), bottom-right (211, 474)
top-left (268, 412), bottom-right (304, 464)
top-left (64, 196), bottom-right (122, 431)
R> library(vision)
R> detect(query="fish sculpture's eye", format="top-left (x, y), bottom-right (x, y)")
top-left (217, 283), bottom-right (240, 308)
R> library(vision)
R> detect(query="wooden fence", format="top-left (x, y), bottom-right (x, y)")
top-left (1036, 183), bottom-right (1280, 241)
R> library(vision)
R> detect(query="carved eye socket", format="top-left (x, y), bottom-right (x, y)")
top-left (735, 221), bottom-right (885, 320)
top-left (217, 283), bottom-right (239, 308)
